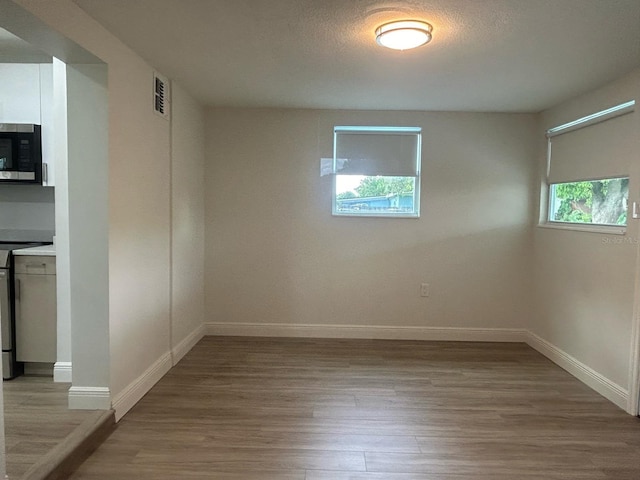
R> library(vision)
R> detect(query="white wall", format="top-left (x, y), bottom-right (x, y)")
top-left (104, 39), bottom-right (172, 409)
top-left (205, 109), bottom-right (537, 337)
top-left (65, 63), bottom-right (110, 404)
top-left (12, 0), bottom-right (206, 417)
top-left (532, 68), bottom-right (640, 408)
top-left (171, 83), bottom-right (205, 359)
top-left (52, 58), bottom-right (70, 382)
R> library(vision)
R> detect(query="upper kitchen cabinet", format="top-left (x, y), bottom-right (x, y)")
top-left (40, 63), bottom-right (54, 187)
top-left (0, 64), bottom-right (41, 122)
top-left (0, 63), bottom-right (55, 186)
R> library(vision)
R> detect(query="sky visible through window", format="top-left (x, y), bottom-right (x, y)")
top-left (335, 175), bottom-right (364, 194)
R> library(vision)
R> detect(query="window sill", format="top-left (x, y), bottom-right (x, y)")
top-left (537, 222), bottom-right (627, 235)
top-left (333, 212), bottom-right (420, 219)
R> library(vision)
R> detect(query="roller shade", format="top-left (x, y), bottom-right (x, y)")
top-left (334, 127), bottom-right (421, 176)
top-left (547, 106), bottom-right (635, 184)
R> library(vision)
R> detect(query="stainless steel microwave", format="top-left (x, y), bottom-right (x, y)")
top-left (0, 124), bottom-right (43, 184)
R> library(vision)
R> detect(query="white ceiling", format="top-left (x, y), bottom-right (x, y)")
top-left (73, 0), bottom-right (640, 112)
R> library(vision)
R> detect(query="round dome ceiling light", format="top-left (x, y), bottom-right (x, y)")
top-left (375, 20), bottom-right (433, 51)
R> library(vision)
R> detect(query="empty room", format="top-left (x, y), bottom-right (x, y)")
top-left (0, 0), bottom-right (639, 479)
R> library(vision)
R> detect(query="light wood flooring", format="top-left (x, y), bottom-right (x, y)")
top-left (3, 376), bottom-right (98, 479)
top-left (71, 337), bottom-right (640, 479)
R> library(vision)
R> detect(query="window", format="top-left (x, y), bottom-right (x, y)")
top-left (549, 178), bottom-right (628, 225)
top-left (332, 126), bottom-right (421, 217)
top-left (545, 101), bottom-right (635, 228)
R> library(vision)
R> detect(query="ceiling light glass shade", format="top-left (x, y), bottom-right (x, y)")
top-left (375, 20), bottom-right (433, 50)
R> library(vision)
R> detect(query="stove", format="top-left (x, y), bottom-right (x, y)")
top-left (0, 240), bottom-right (52, 379)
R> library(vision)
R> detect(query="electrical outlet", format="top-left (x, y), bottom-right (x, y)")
top-left (420, 283), bottom-right (429, 297)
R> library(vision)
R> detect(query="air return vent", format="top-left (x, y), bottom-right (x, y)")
top-left (153, 71), bottom-right (170, 119)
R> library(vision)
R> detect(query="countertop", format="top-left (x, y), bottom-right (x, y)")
top-left (12, 244), bottom-right (56, 256)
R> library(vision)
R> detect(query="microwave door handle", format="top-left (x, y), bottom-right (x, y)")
top-left (42, 163), bottom-right (47, 184)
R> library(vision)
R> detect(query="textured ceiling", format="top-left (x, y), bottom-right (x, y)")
top-left (72, 0), bottom-right (640, 112)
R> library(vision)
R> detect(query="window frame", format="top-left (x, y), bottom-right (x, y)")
top-left (542, 100), bottom-right (635, 233)
top-left (332, 126), bottom-right (422, 218)
top-left (546, 176), bottom-right (629, 230)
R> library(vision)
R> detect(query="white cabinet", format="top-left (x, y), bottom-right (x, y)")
top-left (0, 64), bottom-right (41, 123)
top-left (39, 63), bottom-right (54, 186)
top-left (14, 255), bottom-right (57, 364)
top-left (0, 63), bottom-right (55, 186)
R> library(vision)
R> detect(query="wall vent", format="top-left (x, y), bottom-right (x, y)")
top-left (153, 71), bottom-right (170, 120)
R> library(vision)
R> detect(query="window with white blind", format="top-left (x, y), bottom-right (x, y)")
top-left (332, 126), bottom-right (421, 217)
top-left (546, 101), bottom-right (635, 229)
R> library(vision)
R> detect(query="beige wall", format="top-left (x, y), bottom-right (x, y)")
top-left (13, 0), bottom-right (206, 414)
top-left (171, 83), bottom-right (205, 349)
top-left (104, 28), bottom-right (172, 402)
top-left (533, 68), bottom-right (640, 390)
top-left (205, 109), bottom-right (537, 333)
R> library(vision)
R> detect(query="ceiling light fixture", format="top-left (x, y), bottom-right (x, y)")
top-left (375, 20), bottom-right (433, 51)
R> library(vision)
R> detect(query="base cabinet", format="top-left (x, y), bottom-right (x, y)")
top-left (14, 256), bottom-right (57, 363)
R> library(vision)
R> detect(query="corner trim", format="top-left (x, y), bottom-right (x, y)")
top-left (54, 361), bottom-right (73, 383)
top-left (526, 331), bottom-right (628, 410)
top-left (204, 322), bottom-right (527, 342)
top-left (68, 386), bottom-right (111, 410)
top-left (111, 352), bottom-right (172, 422)
top-left (171, 324), bottom-right (205, 366)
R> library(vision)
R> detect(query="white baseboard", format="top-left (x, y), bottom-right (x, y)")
top-left (172, 324), bottom-right (205, 366)
top-left (204, 322), bottom-right (528, 342)
top-left (204, 323), bottom-right (631, 413)
top-left (111, 352), bottom-right (172, 422)
top-left (53, 361), bottom-right (72, 383)
top-left (68, 386), bottom-right (111, 410)
top-left (526, 332), bottom-right (628, 411)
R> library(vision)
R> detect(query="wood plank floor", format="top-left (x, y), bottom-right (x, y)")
top-left (70, 337), bottom-right (640, 479)
top-left (3, 376), bottom-right (97, 478)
